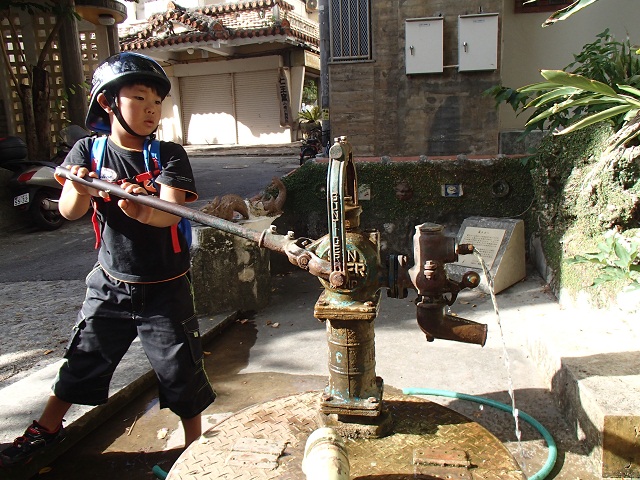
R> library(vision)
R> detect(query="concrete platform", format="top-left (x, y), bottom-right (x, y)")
top-left (0, 265), bottom-right (639, 479)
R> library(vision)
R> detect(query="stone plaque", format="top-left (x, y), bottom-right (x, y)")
top-left (455, 226), bottom-right (505, 270)
top-left (447, 217), bottom-right (525, 294)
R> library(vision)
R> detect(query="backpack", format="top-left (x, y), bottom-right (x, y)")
top-left (90, 136), bottom-right (192, 252)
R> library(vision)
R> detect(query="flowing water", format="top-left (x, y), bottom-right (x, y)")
top-left (473, 250), bottom-right (526, 467)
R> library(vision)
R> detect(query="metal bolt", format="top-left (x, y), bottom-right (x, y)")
top-left (329, 271), bottom-right (346, 288)
top-left (287, 230), bottom-right (295, 239)
top-left (297, 253), bottom-right (311, 269)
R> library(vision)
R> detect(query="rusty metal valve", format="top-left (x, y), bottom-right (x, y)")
top-left (389, 222), bottom-right (486, 346)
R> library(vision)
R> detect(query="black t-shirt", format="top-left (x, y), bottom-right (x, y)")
top-left (63, 137), bottom-right (198, 283)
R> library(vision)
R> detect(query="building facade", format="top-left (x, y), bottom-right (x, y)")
top-left (118, 0), bottom-right (320, 146)
top-left (326, 0), bottom-right (640, 156)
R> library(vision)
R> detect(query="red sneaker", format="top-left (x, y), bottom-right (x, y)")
top-left (0, 421), bottom-right (65, 467)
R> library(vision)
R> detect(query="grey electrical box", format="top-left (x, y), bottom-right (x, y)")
top-left (405, 17), bottom-right (444, 74)
top-left (458, 13), bottom-right (499, 71)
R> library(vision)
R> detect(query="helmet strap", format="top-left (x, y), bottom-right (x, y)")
top-left (104, 90), bottom-right (158, 139)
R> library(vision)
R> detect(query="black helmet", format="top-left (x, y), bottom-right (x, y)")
top-left (86, 52), bottom-right (171, 134)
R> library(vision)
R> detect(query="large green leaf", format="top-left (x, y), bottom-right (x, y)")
top-left (618, 84), bottom-right (640, 98)
top-left (541, 70), bottom-right (617, 96)
top-left (542, 0), bottom-right (600, 27)
top-left (525, 97), bottom-right (621, 126)
top-left (518, 81), bottom-right (558, 93)
top-left (524, 86), bottom-right (580, 109)
top-left (613, 240), bottom-right (632, 269)
top-left (554, 104), bottom-right (635, 135)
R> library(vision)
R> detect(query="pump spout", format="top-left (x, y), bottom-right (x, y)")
top-left (416, 302), bottom-right (487, 346)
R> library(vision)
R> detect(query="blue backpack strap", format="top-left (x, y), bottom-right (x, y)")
top-left (90, 136), bottom-right (108, 249)
top-left (143, 138), bottom-right (192, 251)
top-left (91, 136), bottom-right (108, 177)
top-left (143, 138), bottom-right (162, 189)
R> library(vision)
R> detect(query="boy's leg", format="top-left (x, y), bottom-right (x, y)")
top-left (181, 414), bottom-right (202, 447)
top-left (38, 395), bottom-right (72, 432)
top-left (137, 276), bottom-right (215, 443)
top-left (0, 396), bottom-right (70, 467)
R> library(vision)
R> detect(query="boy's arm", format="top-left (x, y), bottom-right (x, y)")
top-left (117, 181), bottom-right (185, 227)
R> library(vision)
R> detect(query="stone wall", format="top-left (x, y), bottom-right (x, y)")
top-left (275, 156), bottom-right (534, 261)
top-left (190, 226), bottom-right (272, 316)
top-left (329, 0), bottom-right (502, 157)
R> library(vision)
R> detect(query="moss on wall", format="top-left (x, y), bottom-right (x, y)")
top-left (275, 157), bottom-right (535, 258)
top-left (527, 123), bottom-right (640, 307)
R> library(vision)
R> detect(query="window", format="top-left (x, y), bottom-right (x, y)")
top-left (329, 0), bottom-right (371, 62)
top-left (514, 0), bottom-right (572, 13)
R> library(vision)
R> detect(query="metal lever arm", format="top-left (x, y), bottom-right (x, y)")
top-left (326, 138), bottom-right (357, 289)
top-left (55, 167), bottom-right (331, 280)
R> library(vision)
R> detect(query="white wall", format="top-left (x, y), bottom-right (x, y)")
top-left (500, 0), bottom-right (640, 130)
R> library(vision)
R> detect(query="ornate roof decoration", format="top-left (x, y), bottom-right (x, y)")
top-left (120, 0), bottom-right (318, 53)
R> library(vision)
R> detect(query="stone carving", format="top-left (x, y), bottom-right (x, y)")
top-left (395, 180), bottom-right (413, 201)
top-left (250, 177), bottom-right (286, 216)
top-left (201, 194), bottom-right (249, 221)
top-left (200, 176), bottom-right (287, 222)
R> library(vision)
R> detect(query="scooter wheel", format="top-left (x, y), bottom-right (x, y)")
top-left (300, 147), bottom-right (317, 165)
top-left (29, 190), bottom-right (64, 231)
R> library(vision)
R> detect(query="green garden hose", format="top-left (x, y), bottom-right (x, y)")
top-left (152, 464), bottom-right (168, 479)
top-left (402, 388), bottom-right (557, 480)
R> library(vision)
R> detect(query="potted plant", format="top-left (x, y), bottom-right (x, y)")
top-left (298, 105), bottom-right (321, 135)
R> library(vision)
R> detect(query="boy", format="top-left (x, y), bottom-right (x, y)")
top-left (0, 52), bottom-right (216, 467)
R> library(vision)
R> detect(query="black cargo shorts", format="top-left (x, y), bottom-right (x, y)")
top-left (53, 264), bottom-right (216, 419)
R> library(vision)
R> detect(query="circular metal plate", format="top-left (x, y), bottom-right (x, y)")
top-left (168, 391), bottom-right (525, 479)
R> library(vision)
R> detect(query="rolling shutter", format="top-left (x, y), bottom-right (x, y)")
top-left (234, 70), bottom-right (290, 145)
top-left (180, 74), bottom-right (236, 145)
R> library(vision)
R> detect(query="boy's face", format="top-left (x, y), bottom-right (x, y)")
top-left (112, 83), bottom-right (163, 138)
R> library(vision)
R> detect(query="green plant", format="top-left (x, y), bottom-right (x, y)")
top-left (486, 30), bottom-right (640, 143)
top-left (566, 227), bottom-right (640, 289)
top-left (542, 0), bottom-right (600, 26)
top-left (521, 69), bottom-right (640, 142)
top-left (298, 105), bottom-right (321, 123)
top-left (302, 78), bottom-right (318, 106)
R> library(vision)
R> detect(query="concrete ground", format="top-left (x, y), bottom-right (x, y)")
top-left (0, 258), bottom-right (631, 480)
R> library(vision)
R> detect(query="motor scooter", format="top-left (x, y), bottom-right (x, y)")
top-left (0, 125), bottom-right (87, 230)
top-left (299, 126), bottom-right (324, 165)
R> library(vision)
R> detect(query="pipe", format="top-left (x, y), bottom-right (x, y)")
top-left (302, 427), bottom-right (350, 480)
top-left (402, 388), bottom-right (557, 480)
top-left (152, 465), bottom-right (167, 479)
top-left (416, 303), bottom-right (488, 346)
top-left (55, 167), bottom-right (265, 243)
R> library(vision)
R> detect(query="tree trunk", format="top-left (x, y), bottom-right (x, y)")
top-left (20, 84), bottom-right (38, 161)
top-left (32, 65), bottom-right (51, 159)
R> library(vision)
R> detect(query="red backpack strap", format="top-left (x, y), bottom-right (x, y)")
top-left (91, 201), bottom-right (101, 249)
top-left (170, 224), bottom-right (180, 253)
top-left (145, 139), bottom-right (182, 254)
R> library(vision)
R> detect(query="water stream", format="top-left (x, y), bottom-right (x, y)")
top-left (473, 250), bottom-right (526, 467)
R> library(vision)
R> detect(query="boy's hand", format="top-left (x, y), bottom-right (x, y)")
top-left (117, 181), bottom-right (153, 223)
top-left (65, 165), bottom-right (107, 198)
top-left (117, 182), bottom-right (184, 227)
